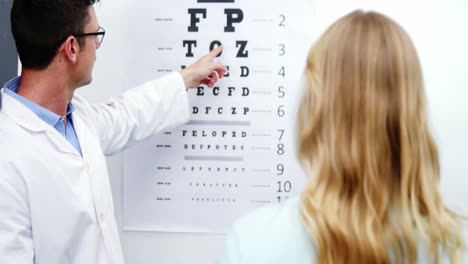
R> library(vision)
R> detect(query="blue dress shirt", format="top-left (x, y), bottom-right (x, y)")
top-left (3, 77), bottom-right (82, 156)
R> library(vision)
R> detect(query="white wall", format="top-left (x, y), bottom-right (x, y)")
top-left (78, 0), bottom-right (468, 263)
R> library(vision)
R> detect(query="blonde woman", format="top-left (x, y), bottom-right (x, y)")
top-left (218, 10), bottom-right (467, 264)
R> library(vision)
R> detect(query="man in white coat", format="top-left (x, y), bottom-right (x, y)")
top-left (0, 0), bottom-right (226, 263)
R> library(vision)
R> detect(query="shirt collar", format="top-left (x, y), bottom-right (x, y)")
top-left (3, 76), bottom-right (76, 128)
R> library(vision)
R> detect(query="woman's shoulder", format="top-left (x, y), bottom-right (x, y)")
top-left (218, 197), bottom-right (316, 264)
top-left (236, 197), bottom-right (301, 225)
top-left (219, 201), bottom-right (468, 264)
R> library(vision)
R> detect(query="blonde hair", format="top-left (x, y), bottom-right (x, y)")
top-left (298, 10), bottom-right (464, 264)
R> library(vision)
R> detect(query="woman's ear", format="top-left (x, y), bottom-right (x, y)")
top-left (61, 36), bottom-right (80, 64)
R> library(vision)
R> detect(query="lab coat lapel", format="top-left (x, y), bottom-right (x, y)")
top-left (0, 89), bottom-right (80, 157)
top-left (44, 130), bottom-right (81, 157)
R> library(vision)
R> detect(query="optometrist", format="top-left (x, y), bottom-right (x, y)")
top-left (0, 1), bottom-right (226, 263)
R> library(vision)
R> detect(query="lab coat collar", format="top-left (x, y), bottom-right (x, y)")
top-left (3, 79), bottom-right (77, 131)
top-left (0, 88), bottom-right (81, 157)
top-left (1, 88), bottom-right (50, 133)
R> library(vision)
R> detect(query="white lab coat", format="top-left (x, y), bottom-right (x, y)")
top-left (0, 72), bottom-right (189, 264)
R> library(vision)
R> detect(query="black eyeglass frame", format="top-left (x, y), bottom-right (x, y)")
top-left (73, 26), bottom-right (106, 44)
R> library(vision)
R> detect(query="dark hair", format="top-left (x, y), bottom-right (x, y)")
top-left (10, 0), bottom-right (100, 70)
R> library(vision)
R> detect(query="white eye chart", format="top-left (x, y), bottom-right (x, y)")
top-left (123, 0), bottom-right (315, 233)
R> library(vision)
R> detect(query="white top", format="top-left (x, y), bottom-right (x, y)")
top-left (0, 72), bottom-right (189, 264)
top-left (218, 197), bottom-right (468, 264)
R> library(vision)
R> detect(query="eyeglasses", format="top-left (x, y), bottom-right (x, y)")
top-left (73, 26), bottom-right (105, 45)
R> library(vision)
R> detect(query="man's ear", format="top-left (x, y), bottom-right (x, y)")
top-left (61, 36), bottom-right (80, 64)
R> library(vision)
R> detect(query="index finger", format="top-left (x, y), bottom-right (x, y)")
top-left (205, 45), bottom-right (223, 60)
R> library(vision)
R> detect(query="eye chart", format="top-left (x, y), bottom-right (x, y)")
top-left (123, 0), bottom-right (315, 233)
